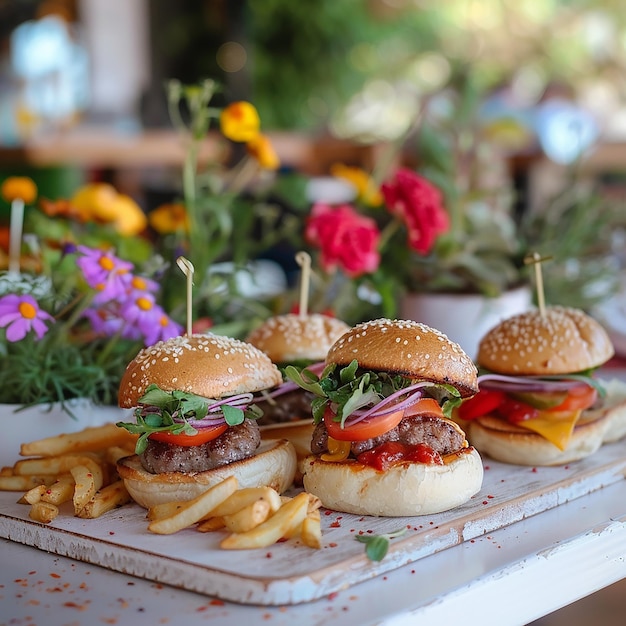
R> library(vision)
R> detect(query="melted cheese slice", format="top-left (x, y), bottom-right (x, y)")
top-left (516, 409), bottom-right (582, 451)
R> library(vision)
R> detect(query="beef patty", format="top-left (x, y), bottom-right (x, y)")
top-left (140, 419), bottom-right (261, 474)
top-left (310, 414), bottom-right (464, 457)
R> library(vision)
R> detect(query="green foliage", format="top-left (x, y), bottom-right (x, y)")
top-left (355, 527), bottom-right (407, 562)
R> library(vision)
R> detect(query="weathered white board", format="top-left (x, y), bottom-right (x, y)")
top-left (1, 441), bottom-right (626, 606)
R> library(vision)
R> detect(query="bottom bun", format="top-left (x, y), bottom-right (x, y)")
top-left (468, 413), bottom-right (607, 466)
top-left (301, 447), bottom-right (484, 517)
top-left (117, 438), bottom-right (297, 509)
top-left (259, 420), bottom-right (314, 485)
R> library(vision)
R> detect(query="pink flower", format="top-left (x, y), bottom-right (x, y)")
top-left (0, 294), bottom-right (54, 341)
top-left (305, 203), bottom-right (380, 277)
top-left (381, 168), bottom-right (449, 255)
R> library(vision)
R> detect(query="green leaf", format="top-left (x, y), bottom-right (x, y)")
top-left (355, 527), bottom-right (407, 561)
top-left (284, 365), bottom-right (324, 395)
top-left (222, 404), bottom-right (245, 426)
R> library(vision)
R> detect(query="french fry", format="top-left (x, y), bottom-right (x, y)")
top-left (41, 474), bottom-right (75, 505)
top-left (13, 454), bottom-right (100, 476)
top-left (222, 499), bottom-right (271, 534)
top-left (23, 484), bottom-right (47, 504)
top-left (0, 474), bottom-right (56, 491)
top-left (300, 509), bottom-right (322, 549)
top-left (104, 445), bottom-right (135, 465)
top-left (196, 516), bottom-right (226, 532)
top-left (20, 423), bottom-right (137, 458)
top-left (70, 459), bottom-right (104, 514)
top-left (1, 466), bottom-right (13, 476)
top-left (148, 476), bottom-right (238, 535)
top-left (77, 480), bottom-right (131, 519)
top-left (206, 486), bottom-right (282, 518)
top-left (29, 501), bottom-right (59, 524)
top-left (147, 500), bottom-right (186, 521)
top-left (220, 491), bottom-right (309, 550)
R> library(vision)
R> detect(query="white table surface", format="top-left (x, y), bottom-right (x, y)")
top-left (2, 368), bottom-right (626, 626)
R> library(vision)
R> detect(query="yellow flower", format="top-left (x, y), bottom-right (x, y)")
top-left (220, 101), bottom-right (261, 142)
top-left (330, 163), bottom-right (383, 207)
top-left (149, 203), bottom-right (189, 234)
top-left (111, 195), bottom-right (148, 236)
top-left (70, 183), bottom-right (119, 222)
top-left (1, 177), bottom-right (37, 204)
top-left (246, 133), bottom-right (280, 170)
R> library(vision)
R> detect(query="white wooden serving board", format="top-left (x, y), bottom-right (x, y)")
top-left (1, 439), bottom-right (626, 607)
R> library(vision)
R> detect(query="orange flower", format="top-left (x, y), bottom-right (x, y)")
top-left (111, 195), bottom-right (148, 236)
top-left (39, 198), bottom-right (83, 220)
top-left (70, 183), bottom-right (119, 222)
top-left (1, 177), bottom-right (37, 204)
top-left (149, 203), bottom-right (190, 234)
top-left (330, 163), bottom-right (383, 207)
top-left (220, 101), bottom-right (260, 142)
top-left (246, 133), bottom-right (280, 170)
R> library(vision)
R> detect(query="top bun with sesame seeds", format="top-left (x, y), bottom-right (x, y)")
top-left (458, 306), bottom-right (623, 467)
top-left (246, 313), bottom-right (350, 365)
top-left (326, 318), bottom-right (479, 397)
top-left (119, 333), bottom-right (283, 408)
top-left (115, 334), bottom-right (297, 508)
top-left (476, 306), bottom-right (614, 376)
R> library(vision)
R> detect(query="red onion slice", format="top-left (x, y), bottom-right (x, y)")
top-left (478, 374), bottom-right (588, 393)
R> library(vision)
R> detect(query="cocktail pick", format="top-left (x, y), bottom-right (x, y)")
top-left (524, 252), bottom-right (552, 318)
top-left (295, 251), bottom-right (312, 319)
top-left (176, 256), bottom-right (195, 335)
top-left (8, 196), bottom-right (24, 275)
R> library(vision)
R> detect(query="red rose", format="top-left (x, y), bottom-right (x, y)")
top-left (305, 203), bottom-right (381, 277)
top-left (381, 168), bottom-right (449, 255)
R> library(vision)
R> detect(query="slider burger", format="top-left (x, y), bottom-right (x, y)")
top-left (286, 318), bottom-right (484, 517)
top-left (458, 306), bottom-right (625, 466)
top-left (115, 334), bottom-right (297, 508)
top-left (245, 312), bottom-right (350, 425)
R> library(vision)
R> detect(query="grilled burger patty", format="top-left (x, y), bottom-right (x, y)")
top-left (140, 419), bottom-right (261, 474)
top-left (311, 414), bottom-right (465, 458)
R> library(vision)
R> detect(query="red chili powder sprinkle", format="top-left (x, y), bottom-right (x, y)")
top-left (411, 570), bottom-right (416, 574)
top-left (482, 501), bottom-right (488, 505)
top-left (266, 552), bottom-right (272, 558)
top-left (109, 531), bottom-right (115, 535)
top-left (531, 467), bottom-right (538, 473)
top-left (328, 592), bottom-right (339, 601)
top-left (324, 510), bottom-right (332, 516)
top-left (50, 573), bottom-right (61, 579)
top-left (366, 529), bottom-right (373, 534)
top-left (487, 495), bottom-right (495, 499)
top-left (329, 521), bottom-right (341, 528)
top-left (484, 465), bottom-right (490, 470)
top-left (263, 613), bottom-right (272, 620)
top-left (63, 602), bottom-right (87, 610)
top-left (209, 599), bottom-right (225, 606)
top-left (328, 542), bottom-right (338, 548)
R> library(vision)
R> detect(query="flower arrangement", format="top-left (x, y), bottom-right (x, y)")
top-left (0, 176), bottom-right (182, 409)
top-left (299, 71), bottom-right (619, 320)
top-left (0, 82), bottom-right (292, 409)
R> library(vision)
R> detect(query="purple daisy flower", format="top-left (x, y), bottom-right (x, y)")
top-left (142, 306), bottom-right (183, 346)
top-left (0, 294), bottom-right (54, 342)
top-left (76, 245), bottom-right (133, 301)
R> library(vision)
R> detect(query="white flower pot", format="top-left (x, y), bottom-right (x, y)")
top-left (0, 398), bottom-right (133, 467)
top-left (399, 286), bottom-right (532, 361)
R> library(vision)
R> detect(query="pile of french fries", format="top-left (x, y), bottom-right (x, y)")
top-left (0, 423), bottom-right (324, 551)
top-left (145, 475), bottom-right (323, 549)
top-left (0, 423), bottom-right (137, 523)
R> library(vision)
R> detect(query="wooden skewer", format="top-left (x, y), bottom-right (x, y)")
top-left (524, 252), bottom-right (552, 318)
top-left (295, 251), bottom-right (312, 318)
top-left (176, 256), bottom-right (195, 336)
top-left (8, 198), bottom-right (24, 274)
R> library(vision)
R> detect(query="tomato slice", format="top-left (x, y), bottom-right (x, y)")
top-left (458, 390), bottom-right (506, 421)
top-left (323, 397), bottom-right (444, 442)
top-left (549, 384), bottom-right (597, 412)
top-left (148, 423), bottom-right (228, 447)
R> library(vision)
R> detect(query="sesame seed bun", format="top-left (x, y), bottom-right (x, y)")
top-left (246, 313), bottom-right (350, 363)
top-left (477, 306), bottom-right (614, 376)
top-left (118, 333), bottom-right (283, 408)
top-left (326, 318), bottom-right (479, 397)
